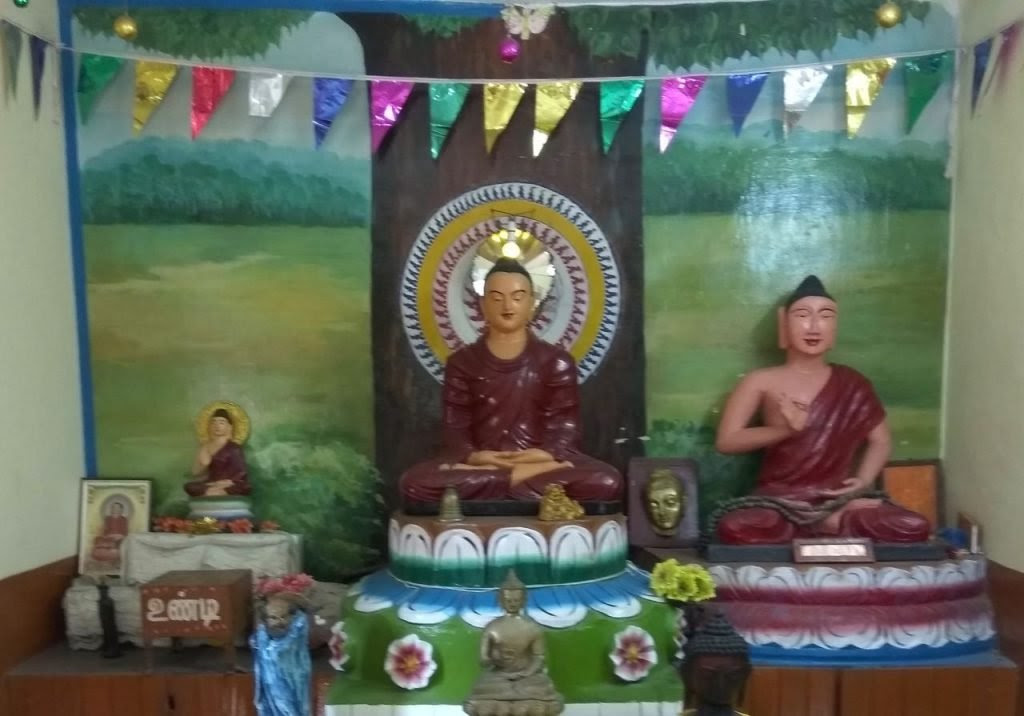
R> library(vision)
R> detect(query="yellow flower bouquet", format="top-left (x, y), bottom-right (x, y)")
top-left (649, 559), bottom-right (716, 603)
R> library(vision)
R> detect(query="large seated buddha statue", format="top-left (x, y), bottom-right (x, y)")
top-left (712, 275), bottom-right (930, 544)
top-left (400, 258), bottom-right (622, 505)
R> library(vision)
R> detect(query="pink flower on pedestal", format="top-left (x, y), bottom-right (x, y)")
top-left (610, 626), bottom-right (658, 682)
top-left (384, 635), bottom-right (437, 690)
top-left (328, 621), bottom-right (349, 671)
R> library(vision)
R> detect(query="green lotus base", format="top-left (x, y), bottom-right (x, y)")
top-left (327, 595), bottom-right (681, 706)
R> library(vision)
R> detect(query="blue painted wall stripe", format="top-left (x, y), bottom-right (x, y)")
top-left (59, 0), bottom-right (98, 476)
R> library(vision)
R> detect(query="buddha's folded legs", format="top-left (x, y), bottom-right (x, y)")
top-left (400, 461), bottom-right (512, 502)
top-left (508, 457), bottom-right (623, 501)
top-left (716, 500), bottom-right (932, 544)
top-left (836, 501), bottom-right (931, 542)
top-left (400, 457), bottom-right (623, 503)
top-left (717, 507), bottom-right (797, 544)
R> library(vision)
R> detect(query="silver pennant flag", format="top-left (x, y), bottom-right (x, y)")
top-left (783, 66), bottom-right (831, 133)
top-left (249, 72), bottom-right (292, 117)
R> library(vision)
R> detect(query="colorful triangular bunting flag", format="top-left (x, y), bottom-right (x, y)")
top-left (483, 83), bottom-right (526, 154)
top-left (1, 21), bottom-right (23, 100)
top-left (249, 73), bottom-right (291, 117)
top-left (971, 38), bottom-right (993, 113)
top-left (429, 82), bottom-right (469, 159)
top-left (726, 72), bottom-right (768, 136)
top-left (313, 78), bottom-right (353, 148)
top-left (904, 52), bottom-right (952, 133)
top-left (370, 80), bottom-right (414, 153)
top-left (192, 67), bottom-right (235, 139)
top-left (845, 58), bottom-right (896, 137)
top-left (783, 66), bottom-right (830, 134)
top-left (599, 80), bottom-right (642, 153)
top-left (29, 35), bottom-right (45, 117)
top-left (134, 61), bottom-right (179, 135)
top-left (984, 22), bottom-right (1022, 100)
top-left (533, 81), bottom-right (581, 156)
top-left (77, 55), bottom-right (124, 123)
top-left (660, 76), bottom-right (706, 152)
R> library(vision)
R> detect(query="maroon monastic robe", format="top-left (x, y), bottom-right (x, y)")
top-left (185, 441), bottom-right (251, 497)
top-left (717, 365), bottom-right (930, 543)
top-left (400, 334), bottom-right (622, 502)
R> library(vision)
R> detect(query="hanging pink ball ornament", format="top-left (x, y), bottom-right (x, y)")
top-left (499, 36), bottom-right (521, 63)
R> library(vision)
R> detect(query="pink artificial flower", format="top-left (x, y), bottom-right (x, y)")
top-left (384, 635), bottom-right (437, 690)
top-left (256, 573), bottom-right (314, 597)
top-left (328, 621), bottom-right (350, 671)
top-left (610, 626), bottom-right (658, 682)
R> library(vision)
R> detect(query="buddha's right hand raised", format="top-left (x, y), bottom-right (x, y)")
top-left (776, 392), bottom-right (809, 433)
top-left (466, 451), bottom-right (516, 469)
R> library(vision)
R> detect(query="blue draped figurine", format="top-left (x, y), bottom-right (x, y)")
top-left (251, 595), bottom-right (312, 716)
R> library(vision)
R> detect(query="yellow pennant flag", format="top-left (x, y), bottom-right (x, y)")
top-left (845, 58), bottom-right (896, 137)
top-left (533, 81), bottom-right (582, 157)
top-left (484, 82), bottom-right (526, 154)
top-left (134, 61), bottom-right (179, 134)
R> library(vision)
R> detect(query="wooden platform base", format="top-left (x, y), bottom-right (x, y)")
top-left (1, 644), bottom-right (1017, 716)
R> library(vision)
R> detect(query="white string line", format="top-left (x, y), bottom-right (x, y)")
top-left (0, 12), bottom-right (997, 83)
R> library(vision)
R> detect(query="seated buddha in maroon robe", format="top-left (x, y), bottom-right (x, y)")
top-left (400, 259), bottom-right (623, 504)
top-left (713, 275), bottom-right (930, 544)
top-left (186, 408), bottom-right (251, 497)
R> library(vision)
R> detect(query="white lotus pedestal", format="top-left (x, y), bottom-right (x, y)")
top-left (326, 513), bottom-right (682, 716)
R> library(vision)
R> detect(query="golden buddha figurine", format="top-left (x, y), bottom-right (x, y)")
top-left (644, 469), bottom-right (685, 537)
top-left (464, 571), bottom-right (563, 716)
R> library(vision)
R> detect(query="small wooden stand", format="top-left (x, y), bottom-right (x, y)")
top-left (140, 569), bottom-right (252, 672)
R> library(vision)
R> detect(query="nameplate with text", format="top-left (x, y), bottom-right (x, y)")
top-left (792, 538), bottom-right (875, 563)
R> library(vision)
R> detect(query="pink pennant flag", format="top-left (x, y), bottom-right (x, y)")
top-left (660, 76), bottom-right (707, 153)
top-left (370, 80), bottom-right (414, 153)
top-left (192, 67), bottom-right (235, 139)
top-left (988, 21), bottom-right (1022, 97)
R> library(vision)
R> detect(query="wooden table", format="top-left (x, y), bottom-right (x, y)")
top-left (140, 569), bottom-right (252, 671)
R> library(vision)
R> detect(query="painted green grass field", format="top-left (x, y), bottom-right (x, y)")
top-left (85, 224), bottom-right (375, 538)
top-left (645, 210), bottom-right (948, 460)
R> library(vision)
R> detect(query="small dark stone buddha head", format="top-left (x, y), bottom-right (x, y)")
top-left (682, 611), bottom-right (751, 713)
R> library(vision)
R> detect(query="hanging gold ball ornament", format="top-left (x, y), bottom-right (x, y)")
top-left (113, 14), bottom-right (138, 41)
top-left (875, 2), bottom-right (903, 29)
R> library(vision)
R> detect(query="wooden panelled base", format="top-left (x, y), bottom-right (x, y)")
top-left (740, 662), bottom-right (1017, 716)
top-left (2, 645), bottom-right (1017, 716)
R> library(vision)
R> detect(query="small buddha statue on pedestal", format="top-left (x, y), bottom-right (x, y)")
top-left (464, 571), bottom-right (563, 716)
top-left (681, 612), bottom-right (752, 716)
top-left (186, 403), bottom-right (252, 498)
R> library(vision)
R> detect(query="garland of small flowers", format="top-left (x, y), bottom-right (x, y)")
top-left (697, 490), bottom-right (892, 555)
top-left (153, 515), bottom-right (280, 535)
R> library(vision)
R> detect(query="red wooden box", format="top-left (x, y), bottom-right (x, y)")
top-left (141, 569), bottom-right (252, 670)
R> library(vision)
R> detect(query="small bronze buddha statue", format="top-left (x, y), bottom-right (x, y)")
top-left (464, 571), bottom-right (563, 716)
top-left (681, 612), bottom-right (752, 716)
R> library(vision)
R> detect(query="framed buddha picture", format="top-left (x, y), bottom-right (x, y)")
top-left (77, 479), bottom-right (152, 578)
top-left (627, 458), bottom-right (700, 548)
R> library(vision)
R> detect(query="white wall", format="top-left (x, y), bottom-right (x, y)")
top-left (0, 5), bottom-right (85, 579)
top-left (944, 0), bottom-right (1024, 570)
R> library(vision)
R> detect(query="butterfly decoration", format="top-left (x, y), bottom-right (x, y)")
top-left (501, 4), bottom-right (555, 41)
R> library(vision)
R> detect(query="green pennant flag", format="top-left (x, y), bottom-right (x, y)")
top-left (429, 82), bottom-right (469, 159)
top-left (600, 80), bottom-right (643, 153)
top-left (77, 55), bottom-right (124, 123)
top-left (904, 52), bottom-right (953, 133)
top-left (1, 21), bottom-right (23, 100)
